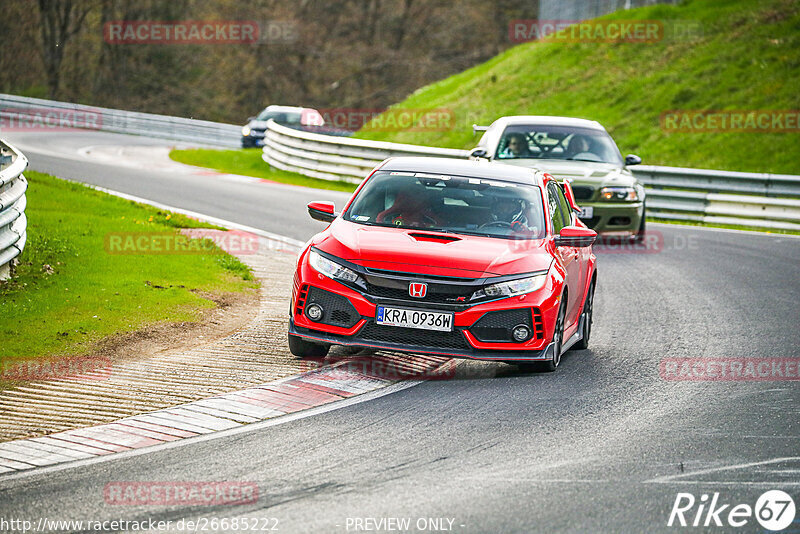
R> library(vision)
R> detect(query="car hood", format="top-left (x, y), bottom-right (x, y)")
top-left (313, 219), bottom-right (552, 278)
top-left (497, 159), bottom-right (637, 187)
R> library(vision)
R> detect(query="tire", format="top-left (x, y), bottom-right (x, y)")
top-left (515, 300), bottom-right (565, 373)
top-left (572, 279), bottom-right (595, 350)
top-left (288, 333), bottom-right (329, 358)
top-left (633, 205), bottom-right (646, 243)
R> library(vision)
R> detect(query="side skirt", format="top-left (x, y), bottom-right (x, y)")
top-left (560, 313), bottom-right (585, 355)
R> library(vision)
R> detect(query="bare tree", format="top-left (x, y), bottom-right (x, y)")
top-left (37, 0), bottom-right (95, 98)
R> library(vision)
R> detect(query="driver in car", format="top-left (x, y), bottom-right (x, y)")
top-left (376, 182), bottom-right (441, 228)
top-left (499, 133), bottom-right (531, 158)
top-left (564, 134), bottom-right (597, 159)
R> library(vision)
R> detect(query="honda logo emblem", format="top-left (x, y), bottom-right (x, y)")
top-left (409, 282), bottom-right (427, 298)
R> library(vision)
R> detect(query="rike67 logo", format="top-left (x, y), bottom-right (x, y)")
top-left (668, 490), bottom-right (796, 531)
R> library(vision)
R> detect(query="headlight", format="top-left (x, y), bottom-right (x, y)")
top-left (308, 250), bottom-right (359, 283)
top-left (471, 274), bottom-right (547, 301)
top-left (600, 186), bottom-right (638, 201)
top-left (242, 126), bottom-right (251, 136)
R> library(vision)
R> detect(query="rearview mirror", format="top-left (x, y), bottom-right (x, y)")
top-left (625, 154), bottom-right (642, 166)
top-left (470, 147), bottom-right (488, 159)
top-left (554, 226), bottom-right (596, 248)
top-left (307, 201), bottom-right (337, 223)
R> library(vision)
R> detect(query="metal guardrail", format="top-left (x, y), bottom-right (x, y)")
top-left (262, 120), bottom-right (470, 184)
top-left (0, 139), bottom-right (28, 279)
top-left (0, 94), bottom-right (241, 148)
top-left (262, 120), bottom-right (800, 231)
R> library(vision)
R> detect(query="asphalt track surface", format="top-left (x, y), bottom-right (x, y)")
top-left (1, 131), bottom-right (799, 533)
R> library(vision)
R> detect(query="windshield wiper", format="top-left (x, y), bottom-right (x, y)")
top-left (565, 156), bottom-right (602, 162)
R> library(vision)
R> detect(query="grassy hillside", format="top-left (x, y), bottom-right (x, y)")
top-left (356, 0), bottom-right (800, 174)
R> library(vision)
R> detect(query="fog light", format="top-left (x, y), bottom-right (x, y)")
top-left (512, 324), bottom-right (531, 342)
top-left (306, 303), bottom-right (324, 321)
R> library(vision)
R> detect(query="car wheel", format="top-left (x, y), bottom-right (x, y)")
top-left (515, 301), bottom-right (565, 373)
top-left (288, 333), bottom-right (330, 358)
top-left (572, 280), bottom-right (595, 350)
top-left (633, 206), bottom-right (646, 243)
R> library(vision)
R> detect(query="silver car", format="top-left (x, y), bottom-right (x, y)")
top-left (470, 116), bottom-right (645, 240)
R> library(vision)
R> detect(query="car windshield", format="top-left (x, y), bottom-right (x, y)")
top-left (496, 125), bottom-right (623, 165)
top-left (256, 109), bottom-right (302, 124)
top-left (343, 171), bottom-right (546, 239)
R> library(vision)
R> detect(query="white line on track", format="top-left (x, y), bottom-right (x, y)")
top-left (644, 457), bottom-right (800, 484)
top-left (88, 184), bottom-right (305, 249)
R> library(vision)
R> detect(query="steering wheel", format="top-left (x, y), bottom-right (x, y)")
top-left (389, 213), bottom-right (440, 227)
top-left (479, 221), bottom-right (513, 229)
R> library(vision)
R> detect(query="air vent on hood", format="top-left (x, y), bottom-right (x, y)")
top-left (407, 232), bottom-right (461, 243)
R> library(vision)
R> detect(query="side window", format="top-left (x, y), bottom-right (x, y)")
top-left (547, 183), bottom-right (565, 234)
top-left (555, 184), bottom-right (572, 227)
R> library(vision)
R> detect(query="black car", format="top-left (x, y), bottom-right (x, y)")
top-left (241, 105), bottom-right (324, 148)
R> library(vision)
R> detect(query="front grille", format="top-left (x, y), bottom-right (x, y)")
top-left (365, 284), bottom-right (474, 304)
top-left (365, 268), bottom-right (476, 283)
top-left (305, 286), bottom-right (360, 328)
top-left (357, 322), bottom-right (470, 351)
top-left (365, 269), bottom-right (482, 304)
top-left (571, 185), bottom-right (595, 201)
top-left (470, 308), bottom-right (534, 343)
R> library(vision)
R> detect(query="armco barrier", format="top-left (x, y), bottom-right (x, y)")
top-left (262, 119), bottom-right (470, 183)
top-left (262, 120), bottom-right (800, 231)
top-left (0, 93), bottom-right (241, 148)
top-left (0, 139), bottom-right (28, 279)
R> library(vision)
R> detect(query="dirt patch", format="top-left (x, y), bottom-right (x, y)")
top-left (0, 286), bottom-right (260, 393)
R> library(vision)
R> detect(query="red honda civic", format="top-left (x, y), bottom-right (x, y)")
top-left (288, 157), bottom-right (597, 372)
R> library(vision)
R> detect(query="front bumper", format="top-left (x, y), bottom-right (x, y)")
top-left (242, 131), bottom-right (266, 147)
top-left (290, 264), bottom-right (562, 362)
top-left (289, 320), bottom-right (555, 361)
top-left (577, 201), bottom-right (643, 235)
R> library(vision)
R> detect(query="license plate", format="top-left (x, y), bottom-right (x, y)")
top-left (579, 206), bottom-right (594, 219)
top-left (376, 306), bottom-right (453, 332)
